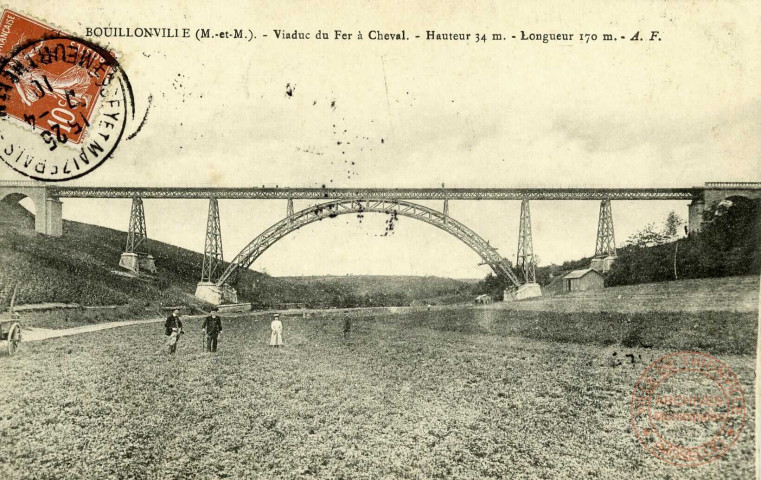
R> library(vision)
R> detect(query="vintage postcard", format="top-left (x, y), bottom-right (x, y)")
top-left (0, 1), bottom-right (759, 479)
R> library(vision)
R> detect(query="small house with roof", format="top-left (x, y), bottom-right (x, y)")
top-left (562, 268), bottom-right (605, 293)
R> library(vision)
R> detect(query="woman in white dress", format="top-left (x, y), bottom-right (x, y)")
top-left (270, 313), bottom-right (283, 348)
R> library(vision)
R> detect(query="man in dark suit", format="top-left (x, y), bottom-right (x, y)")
top-left (202, 307), bottom-right (223, 353)
top-left (165, 309), bottom-right (184, 355)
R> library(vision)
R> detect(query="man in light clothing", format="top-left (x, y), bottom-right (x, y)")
top-left (270, 313), bottom-right (283, 348)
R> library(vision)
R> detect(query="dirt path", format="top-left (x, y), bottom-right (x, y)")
top-left (17, 305), bottom-right (440, 343)
top-left (22, 318), bottom-right (166, 342)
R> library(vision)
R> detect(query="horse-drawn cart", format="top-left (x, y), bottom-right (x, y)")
top-left (1, 287), bottom-right (21, 356)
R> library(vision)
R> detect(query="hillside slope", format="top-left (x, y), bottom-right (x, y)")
top-left (0, 202), bottom-right (217, 308)
top-left (0, 202), bottom-right (472, 309)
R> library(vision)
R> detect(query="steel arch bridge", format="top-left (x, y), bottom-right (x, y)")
top-left (216, 198), bottom-right (521, 288)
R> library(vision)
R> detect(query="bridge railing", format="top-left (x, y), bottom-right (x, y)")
top-left (705, 182), bottom-right (761, 188)
top-left (49, 186), bottom-right (701, 200)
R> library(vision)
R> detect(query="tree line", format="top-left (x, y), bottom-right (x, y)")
top-left (607, 196), bottom-right (760, 285)
top-left (475, 196), bottom-right (760, 296)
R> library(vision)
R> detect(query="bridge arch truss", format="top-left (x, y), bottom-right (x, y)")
top-left (216, 198), bottom-right (521, 288)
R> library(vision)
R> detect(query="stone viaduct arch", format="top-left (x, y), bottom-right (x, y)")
top-left (0, 181), bottom-right (62, 236)
top-left (688, 182), bottom-right (761, 233)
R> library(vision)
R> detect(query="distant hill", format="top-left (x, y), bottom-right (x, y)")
top-left (271, 275), bottom-right (475, 308)
top-left (0, 202), bottom-right (472, 309)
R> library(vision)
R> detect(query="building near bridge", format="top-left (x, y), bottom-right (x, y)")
top-left (562, 269), bottom-right (605, 293)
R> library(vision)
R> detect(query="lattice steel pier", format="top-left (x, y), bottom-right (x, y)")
top-left (118, 196), bottom-right (157, 275)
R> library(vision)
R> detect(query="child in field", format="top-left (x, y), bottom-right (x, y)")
top-left (270, 313), bottom-right (283, 348)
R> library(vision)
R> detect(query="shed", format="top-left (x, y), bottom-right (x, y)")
top-left (562, 269), bottom-right (605, 293)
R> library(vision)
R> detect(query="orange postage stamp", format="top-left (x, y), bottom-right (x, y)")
top-left (0, 9), bottom-right (132, 180)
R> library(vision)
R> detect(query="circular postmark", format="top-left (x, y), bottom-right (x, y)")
top-left (630, 351), bottom-right (746, 467)
top-left (0, 34), bottom-right (133, 181)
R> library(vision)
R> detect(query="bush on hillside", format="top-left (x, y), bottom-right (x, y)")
top-left (607, 197), bottom-right (760, 286)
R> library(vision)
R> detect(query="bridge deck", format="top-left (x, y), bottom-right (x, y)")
top-left (49, 187), bottom-right (702, 200)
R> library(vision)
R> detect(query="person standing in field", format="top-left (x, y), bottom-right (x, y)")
top-left (202, 307), bottom-right (223, 353)
top-left (270, 313), bottom-right (283, 348)
top-left (343, 309), bottom-right (351, 341)
top-left (164, 309), bottom-right (184, 355)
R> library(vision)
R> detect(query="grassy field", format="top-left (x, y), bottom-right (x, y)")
top-left (531, 275), bottom-right (759, 313)
top-left (0, 304), bottom-right (756, 479)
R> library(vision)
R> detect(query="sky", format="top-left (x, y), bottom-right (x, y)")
top-left (2, 1), bottom-right (760, 278)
